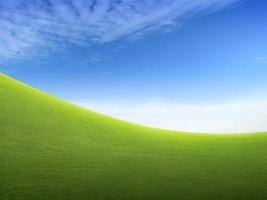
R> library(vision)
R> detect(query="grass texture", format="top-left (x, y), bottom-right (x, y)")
top-left (0, 73), bottom-right (267, 200)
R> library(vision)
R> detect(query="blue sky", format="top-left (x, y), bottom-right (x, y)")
top-left (1, 0), bottom-right (267, 132)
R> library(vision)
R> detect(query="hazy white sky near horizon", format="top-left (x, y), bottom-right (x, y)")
top-left (76, 99), bottom-right (267, 133)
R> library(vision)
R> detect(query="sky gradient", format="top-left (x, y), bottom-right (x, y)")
top-left (1, 0), bottom-right (267, 133)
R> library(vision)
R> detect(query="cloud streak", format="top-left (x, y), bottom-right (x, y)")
top-left (0, 0), bottom-right (240, 62)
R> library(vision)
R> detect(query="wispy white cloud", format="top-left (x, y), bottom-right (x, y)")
top-left (0, 0), bottom-right (240, 62)
top-left (76, 98), bottom-right (267, 133)
top-left (254, 56), bottom-right (267, 63)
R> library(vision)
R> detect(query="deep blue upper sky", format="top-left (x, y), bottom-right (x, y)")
top-left (1, 0), bottom-right (267, 104)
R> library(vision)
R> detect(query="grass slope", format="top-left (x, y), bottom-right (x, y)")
top-left (0, 73), bottom-right (267, 200)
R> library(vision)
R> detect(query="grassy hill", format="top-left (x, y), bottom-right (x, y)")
top-left (1, 73), bottom-right (267, 200)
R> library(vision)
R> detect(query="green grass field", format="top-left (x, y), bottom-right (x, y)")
top-left (1, 73), bottom-right (267, 200)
